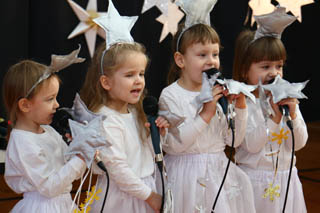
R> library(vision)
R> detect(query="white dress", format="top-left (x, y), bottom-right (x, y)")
top-left (159, 82), bottom-right (256, 213)
top-left (90, 106), bottom-right (157, 213)
top-left (5, 125), bottom-right (86, 213)
top-left (235, 98), bottom-right (308, 213)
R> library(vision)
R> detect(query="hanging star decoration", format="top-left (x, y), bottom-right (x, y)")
top-left (67, 0), bottom-right (107, 58)
top-left (277, 0), bottom-right (314, 22)
top-left (155, 1), bottom-right (184, 42)
top-left (74, 185), bottom-right (102, 213)
top-left (271, 128), bottom-right (289, 145)
top-left (261, 75), bottom-right (309, 104)
top-left (263, 183), bottom-right (280, 201)
top-left (253, 6), bottom-right (297, 41)
top-left (93, 0), bottom-right (138, 50)
top-left (141, 0), bottom-right (170, 16)
top-left (249, 0), bottom-right (275, 26)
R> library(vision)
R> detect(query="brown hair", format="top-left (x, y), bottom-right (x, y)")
top-left (167, 23), bottom-right (221, 84)
top-left (2, 60), bottom-right (59, 126)
top-left (233, 30), bottom-right (287, 83)
top-left (80, 42), bottom-right (150, 140)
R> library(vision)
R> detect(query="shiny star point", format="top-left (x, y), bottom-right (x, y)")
top-left (277, 0), bottom-right (313, 22)
top-left (156, 1), bottom-right (184, 42)
top-left (93, 0), bottom-right (138, 49)
top-left (67, 0), bottom-right (107, 58)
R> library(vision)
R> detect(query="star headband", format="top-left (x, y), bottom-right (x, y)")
top-left (252, 6), bottom-right (296, 42)
top-left (25, 45), bottom-right (85, 98)
top-left (175, 0), bottom-right (218, 51)
top-left (93, 0), bottom-right (138, 75)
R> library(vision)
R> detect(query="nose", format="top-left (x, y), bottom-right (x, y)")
top-left (135, 74), bottom-right (144, 85)
top-left (269, 67), bottom-right (281, 78)
top-left (54, 99), bottom-right (59, 109)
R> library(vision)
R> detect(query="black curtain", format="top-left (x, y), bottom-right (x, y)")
top-left (0, 0), bottom-right (319, 122)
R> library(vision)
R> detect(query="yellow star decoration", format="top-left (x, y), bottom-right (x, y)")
top-left (277, 0), bottom-right (313, 22)
top-left (271, 128), bottom-right (289, 145)
top-left (263, 183), bottom-right (280, 201)
top-left (74, 185), bottom-right (102, 213)
top-left (249, 0), bottom-right (275, 25)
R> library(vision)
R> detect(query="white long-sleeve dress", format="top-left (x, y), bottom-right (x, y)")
top-left (90, 106), bottom-right (157, 213)
top-left (5, 125), bottom-right (86, 213)
top-left (159, 82), bottom-right (256, 213)
top-left (235, 98), bottom-right (308, 213)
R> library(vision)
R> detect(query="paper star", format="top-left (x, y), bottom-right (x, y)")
top-left (141, 0), bottom-right (169, 16)
top-left (254, 6), bottom-right (296, 41)
top-left (67, 0), bottom-right (107, 58)
top-left (216, 79), bottom-right (257, 103)
top-left (261, 75), bottom-right (309, 104)
top-left (93, 0), bottom-right (138, 49)
top-left (249, 0), bottom-right (275, 25)
top-left (66, 116), bottom-right (110, 168)
top-left (156, 1), bottom-right (184, 42)
top-left (271, 128), bottom-right (289, 145)
top-left (263, 183), bottom-right (280, 201)
top-left (176, 0), bottom-right (218, 29)
top-left (277, 0), bottom-right (313, 22)
top-left (60, 93), bottom-right (101, 124)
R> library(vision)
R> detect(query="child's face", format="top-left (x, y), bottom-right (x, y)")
top-left (179, 42), bottom-right (220, 89)
top-left (247, 60), bottom-right (284, 85)
top-left (28, 77), bottom-right (60, 126)
top-left (104, 52), bottom-right (147, 113)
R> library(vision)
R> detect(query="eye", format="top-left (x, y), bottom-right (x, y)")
top-left (139, 72), bottom-right (145, 77)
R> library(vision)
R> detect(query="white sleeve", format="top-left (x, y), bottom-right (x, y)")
top-left (99, 126), bottom-right (152, 201)
top-left (5, 137), bottom-right (86, 197)
top-left (159, 91), bottom-right (208, 153)
top-left (284, 105), bottom-right (308, 151)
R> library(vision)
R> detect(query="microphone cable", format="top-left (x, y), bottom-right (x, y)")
top-left (95, 155), bottom-right (110, 213)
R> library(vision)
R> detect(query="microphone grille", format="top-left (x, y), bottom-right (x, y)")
top-left (143, 96), bottom-right (158, 116)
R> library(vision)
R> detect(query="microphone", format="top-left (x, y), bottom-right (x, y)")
top-left (142, 96), bottom-right (162, 162)
top-left (95, 153), bottom-right (107, 173)
top-left (204, 68), bottom-right (229, 115)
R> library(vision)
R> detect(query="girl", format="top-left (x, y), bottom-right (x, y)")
top-left (233, 29), bottom-right (308, 212)
top-left (3, 59), bottom-right (86, 212)
top-left (158, 23), bottom-right (255, 213)
top-left (80, 42), bottom-right (168, 213)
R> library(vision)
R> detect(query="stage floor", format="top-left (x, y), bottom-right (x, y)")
top-left (1, 122), bottom-right (320, 212)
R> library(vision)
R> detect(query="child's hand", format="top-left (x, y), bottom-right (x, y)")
top-left (268, 94), bottom-right (282, 124)
top-left (145, 191), bottom-right (162, 212)
top-left (278, 98), bottom-right (298, 120)
top-left (155, 116), bottom-right (170, 137)
top-left (228, 93), bottom-right (246, 109)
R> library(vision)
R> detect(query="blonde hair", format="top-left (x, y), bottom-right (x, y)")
top-left (233, 30), bottom-right (287, 83)
top-left (2, 60), bottom-right (59, 126)
top-left (168, 23), bottom-right (221, 84)
top-left (80, 42), bottom-right (150, 140)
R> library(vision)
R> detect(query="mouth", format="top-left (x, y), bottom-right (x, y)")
top-left (131, 88), bottom-right (142, 97)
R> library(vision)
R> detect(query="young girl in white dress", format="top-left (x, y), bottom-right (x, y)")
top-left (3, 52), bottom-right (86, 213)
top-left (233, 7), bottom-right (308, 213)
top-left (158, 22), bottom-right (256, 213)
top-left (80, 42), bottom-right (169, 213)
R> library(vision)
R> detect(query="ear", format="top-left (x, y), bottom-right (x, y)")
top-left (174, 52), bottom-right (184, 69)
top-left (18, 98), bottom-right (32, 113)
top-left (100, 75), bottom-right (111, 91)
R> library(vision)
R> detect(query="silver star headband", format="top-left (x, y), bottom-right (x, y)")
top-left (175, 0), bottom-right (218, 51)
top-left (25, 45), bottom-right (85, 97)
top-left (253, 6), bottom-right (296, 42)
top-left (93, 0), bottom-right (138, 75)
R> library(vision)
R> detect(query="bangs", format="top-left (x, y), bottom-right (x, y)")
top-left (249, 37), bottom-right (286, 62)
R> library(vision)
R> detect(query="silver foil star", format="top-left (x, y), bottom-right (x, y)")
top-left (65, 116), bottom-right (110, 168)
top-left (258, 80), bottom-right (274, 120)
top-left (261, 75), bottom-right (309, 104)
top-left (93, 0), bottom-right (138, 50)
top-left (254, 6), bottom-right (296, 41)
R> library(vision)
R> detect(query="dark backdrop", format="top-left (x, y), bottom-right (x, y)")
top-left (0, 0), bottom-right (319, 122)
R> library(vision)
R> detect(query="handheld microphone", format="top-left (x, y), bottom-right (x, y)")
top-left (95, 153), bottom-right (107, 173)
top-left (143, 96), bottom-right (162, 162)
top-left (204, 68), bottom-right (228, 115)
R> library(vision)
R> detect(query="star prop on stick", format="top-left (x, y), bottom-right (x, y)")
top-left (142, 0), bottom-right (170, 16)
top-left (249, 0), bottom-right (275, 26)
top-left (156, 1), bottom-right (184, 42)
top-left (93, 0), bottom-right (138, 50)
top-left (216, 79), bottom-right (258, 103)
top-left (261, 75), bottom-right (309, 104)
top-left (65, 116), bottom-right (110, 168)
top-left (60, 93), bottom-right (100, 124)
top-left (67, 0), bottom-right (107, 58)
top-left (253, 6), bottom-right (296, 41)
top-left (26, 45), bottom-right (85, 98)
top-left (277, 0), bottom-right (313, 22)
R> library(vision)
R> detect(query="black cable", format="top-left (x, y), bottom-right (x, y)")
top-left (212, 119), bottom-right (235, 212)
top-left (100, 170), bottom-right (109, 213)
top-left (156, 161), bottom-right (165, 212)
top-left (282, 119), bottom-right (294, 213)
